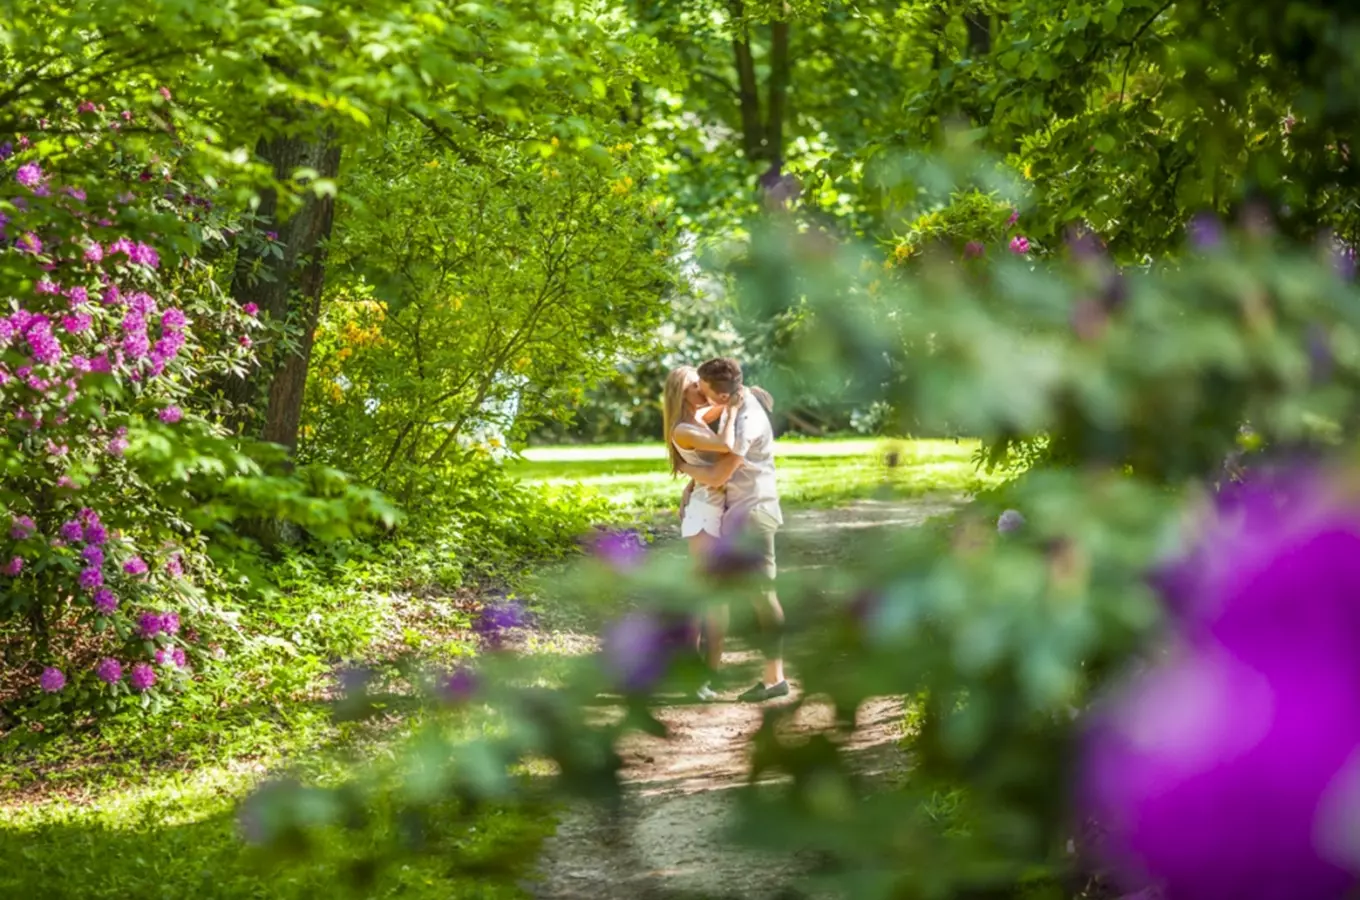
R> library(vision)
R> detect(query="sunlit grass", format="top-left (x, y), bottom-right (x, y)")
top-left (513, 437), bottom-right (993, 513)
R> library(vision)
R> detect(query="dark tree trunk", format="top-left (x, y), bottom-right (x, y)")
top-left (766, 18), bottom-right (791, 164)
top-left (965, 8), bottom-right (992, 56)
top-left (224, 130), bottom-right (342, 450)
top-left (729, 0), bottom-right (764, 161)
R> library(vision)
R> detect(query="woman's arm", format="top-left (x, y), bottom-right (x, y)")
top-left (697, 404), bottom-right (724, 424)
top-left (672, 410), bottom-right (739, 455)
top-left (676, 453), bottom-right (744, 488)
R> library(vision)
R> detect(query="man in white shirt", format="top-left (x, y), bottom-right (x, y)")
top-left (689, 357), bottom-right (788, 702)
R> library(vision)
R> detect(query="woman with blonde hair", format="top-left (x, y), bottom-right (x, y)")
top-left (663, 365), bottom-right (744, 700)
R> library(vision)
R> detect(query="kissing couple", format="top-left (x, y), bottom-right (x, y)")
top-left (662, 357), bottom-right (788, 703)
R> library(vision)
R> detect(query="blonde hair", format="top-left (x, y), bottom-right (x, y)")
top-left (662, 366), bottom-right (696, 476)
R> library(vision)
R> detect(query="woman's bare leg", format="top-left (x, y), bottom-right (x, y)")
top-left (689, 531), bottom-right (727, 676)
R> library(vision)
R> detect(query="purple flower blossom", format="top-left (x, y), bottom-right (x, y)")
top-left (438, 666), bottom-right (478, 704)
top-left (101, 284), bottom-right (119, 305)
top-left (584, 527), bottom-right (646, 570)
top-left (600, 611), bottom-right (692, 693)
top-left (161, 308), bottom-right (186, 330)
top-left (67, 285), bottom-right (89, 305)
top-left (92, 587), bottom-right (117, 615)
top-left (473, 599), bottom-right (530, 648)
top-left (138, 611), bottom-right (163, 638)
top-left (10, 515), bottom-right (35, 540)
top-left (1082, 476), bottom-right (1360, 899)
top-left (158, 406), bottom-right (182, 424)
top-left (107, 435), bottom-right (129, 457)
top-left (17, 232), bottom-right (40, 255)
top-left (1009, 235), bottom-right (1031, 255)
top-left (964, 240), bottom-right (985, 259)
top-left (61, 313), bottom-right (92, 334)
top-left (95, 657), bottom-right (122, 684)
top-left (129, 662), bottom-right (156, 692)
top-left (997, 509), bottom-right (1026, 534)
top-left (0, 141), bottom-right (11, 160)
top-left (59, 519), bottom-right (83, 543)
top-left (84, 519), bottom-right (107, 545)
top-left (159, 86), bottom-right (172, 101)
top-left (3, 556), bottom-right (21, 576)
top-left (1007, 208), bottom-right (1019, 227)
top-left (129, 243), bottom-right (159, 269)
top-left (35, 278), bottom-right (59, 295)
top-left (39, 667), bottom-right (65, 693)
top-left (82, 544), bottom-right (104, 568)
top-left (78, 566), bottom-right (103, 591)
top-left (84, 242), bottom-right (104, 263)
top-left (171, 646), bottom-right (187, 668)
top-left (15, 162), bottom-right (41, 188)
top-left (165, 554), bottom-right (184, 577)
top-left (125, 556), bottom-right (149, 576)
top-left (1188, 213), bottom-right (1224, 250)
top-left (63, 186), bottom-right (86, 202)
top-left (161, 611), bottom-right (180, 635)
top-left (243, 302), bottom-right (259, 317)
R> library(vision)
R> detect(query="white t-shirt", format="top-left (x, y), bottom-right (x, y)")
top-left (720, 393), bottom-right (782, 529)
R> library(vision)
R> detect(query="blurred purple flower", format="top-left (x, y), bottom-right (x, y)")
top-left (84, 520), bottom-right (108, 545)
top-left (93, 588), bottom-right (117, 615)
top-left (473, 599), bottom-right (530, 648)
top-left (3, 557), bottom-right (21, 576)
top-left (600, 610), bottom-right (692, 693)
top-left (171, 646), bottom-right (187, 668)
top-left (10, 515), bottom-right (35, 540)
top-left (95, 657), bottom-right (122, 684)
top-left (1007, 208), bottom-right (1020, 227)
top-left (585, 527), bottom-right (646, 570)
top-left (159, 406), bottom-right (182, 424)
top-left (438, 666), bottom-right (479, 705)
top-left (82, 545), bottom-right (104, 568)
top-left (161, 611), bottom-right (180, 635)
top-left (997, 509), bottom-right (1026, 534)
top-left (138, 612), bottom-right (163, 638)
top-left (1009, 235), bottom-right (1031, 255)
top-left (129, 662), bottom-right (156, 692)
top-left (59, 519), bottom-right (83, 543)
top-left (964, 240), bottom-right (985, 259)
top-left (78, 567), bottom-right (102, 591)
top-left (1188, 213), bottom-right (1223, 250)
top-left (1083, 477), bottom-right (1360, 899)
top-left (124, 556), bottom-right (148, 576)
top-left (39, 667), bottom-right (65, 693)
top-left (15, 162), bottom-right (41, 188)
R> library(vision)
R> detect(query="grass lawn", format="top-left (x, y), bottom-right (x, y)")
top-left (513, 437), bottom-right (994, 513)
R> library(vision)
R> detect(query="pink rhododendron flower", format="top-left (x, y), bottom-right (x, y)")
top-left (1009, 235), bottom-right (1031, 254)
top-left (39, 667), bottom-right (65, 693)
top-left (15, 162), bottom-right (41, 187)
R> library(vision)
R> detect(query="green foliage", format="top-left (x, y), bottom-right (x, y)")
top-left (302, 129), bottom-right (677, 503)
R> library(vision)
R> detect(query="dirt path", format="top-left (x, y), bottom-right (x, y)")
top-left (529, 498), bottom-right (960, 900)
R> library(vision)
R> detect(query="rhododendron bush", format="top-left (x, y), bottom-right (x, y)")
top-left (0, 104), bottom-right (391, 719)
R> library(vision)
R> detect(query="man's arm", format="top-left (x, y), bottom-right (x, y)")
top-left (677, 455), bottom-right (744, 487)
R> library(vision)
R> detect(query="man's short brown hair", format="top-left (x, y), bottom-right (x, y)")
top-left (697, 357), bottom-right (743, 392)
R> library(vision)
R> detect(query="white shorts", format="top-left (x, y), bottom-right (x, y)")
top-left (681, 496), bottom-right (724, 539)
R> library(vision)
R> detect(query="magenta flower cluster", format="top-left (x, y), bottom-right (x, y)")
top-left (1079, 471), bottom-right (1360, 899)
top-left (0, 108), bottom-right (240, 707)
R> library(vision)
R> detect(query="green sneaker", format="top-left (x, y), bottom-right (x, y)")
top-left (737, 680), bottom-right (789, 703)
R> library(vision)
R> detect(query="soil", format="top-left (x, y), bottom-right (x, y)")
top-left (528, 498), bottom-right (961, 900)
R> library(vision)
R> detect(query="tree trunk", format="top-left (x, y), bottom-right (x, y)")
top-left (729, 0), bottom-right (764, 161)
top-left (965, 8), bottom-right (992, 56)
top-left (766, 18), bottom-right (791, 164)
top-left (225, 130), bottom-right (342, 450)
